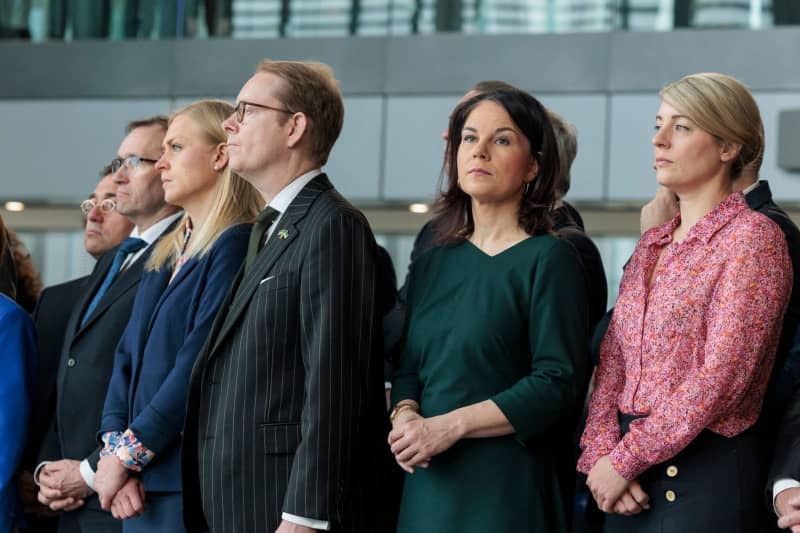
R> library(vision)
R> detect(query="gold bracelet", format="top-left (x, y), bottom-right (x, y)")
top-left (389, 401), bottom-right (418, 424)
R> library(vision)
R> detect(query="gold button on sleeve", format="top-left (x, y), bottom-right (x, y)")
top-left (665, 490), bottom-right (676, 502)
top-left (666, 465), bottom-right (678, 478)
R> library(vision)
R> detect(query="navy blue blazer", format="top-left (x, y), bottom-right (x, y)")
top-left (0, 294), bottom-right (36, 532)
top-left (99, 223), bottom-right (250, 492)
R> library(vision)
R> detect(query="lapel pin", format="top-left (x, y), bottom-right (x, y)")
top-left (277, 229), bottom-right (289, 240)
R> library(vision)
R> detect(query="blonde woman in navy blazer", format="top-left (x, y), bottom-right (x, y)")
top-left (93, 100), bottom-right (262, 532)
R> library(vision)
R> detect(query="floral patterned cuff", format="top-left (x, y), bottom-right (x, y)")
top-left (99, 431), bottom-right (123, 458)
top-left (609, 439), bottom-right (648, 481)
top-left (113, 429), bottom-right (155, 472)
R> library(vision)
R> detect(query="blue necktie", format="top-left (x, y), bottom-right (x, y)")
top-left (81, 237), bottom-right (147, 327)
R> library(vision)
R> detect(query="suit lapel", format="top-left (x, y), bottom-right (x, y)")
top-left (71, 217), bottom-right (181, 339)
top-left (141, 264), bottom-right (177, 349)
top-left (63, 248), bottom-right (114, 344)
top-left (207, 174), bottom-right (332, 357)
top-left (191, 264), bottom-right (245, 378)
top-left (74, 252), bottom-right (147, 336)
top-left (145, 258), bottom-right (197, 338)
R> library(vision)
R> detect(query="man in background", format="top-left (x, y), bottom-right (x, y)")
top-left (20, 165), bottom-right (135, 532)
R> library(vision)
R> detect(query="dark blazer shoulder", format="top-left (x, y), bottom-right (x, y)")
top-left (308, 177), bottom-right (369, 223)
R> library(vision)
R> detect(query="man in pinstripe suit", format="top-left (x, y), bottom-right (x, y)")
top-left (181, 60), bottom-right (396, 533)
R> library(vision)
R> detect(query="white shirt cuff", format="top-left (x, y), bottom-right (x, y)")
top-left (773, 478), bottom-right (800, 515)
top-left (32, 461), bottom-right (51, 486)
top-left (281, 512), bottom-right (330, 530)
top-left (384, 381), bottom-right (392, 390)
top-left (79, 459), bottom-right (98, 492)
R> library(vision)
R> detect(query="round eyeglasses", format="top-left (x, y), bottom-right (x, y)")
top-left (110, 155), bottom-right (159, 174)
top-left (80, 198), bottom-right (117, 215)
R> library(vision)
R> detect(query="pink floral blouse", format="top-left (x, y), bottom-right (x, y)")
top-left (578, 192), bottom-right (792, 481)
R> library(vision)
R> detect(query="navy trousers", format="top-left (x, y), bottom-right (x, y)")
top-left (122, 492), bottom-right (185, 533)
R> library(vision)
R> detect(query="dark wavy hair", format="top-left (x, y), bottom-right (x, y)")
top-left (6, 229), bottom-right (41, 312)
top-left (433, 88), bottom-right (560, 244)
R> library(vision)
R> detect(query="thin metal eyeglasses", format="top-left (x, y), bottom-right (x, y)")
top-left (234, 100), bottom-right (293, 123)
top-left (80, 198), bottom-right (117, 215)
top-left (110, 155), bottom-right (159, 174)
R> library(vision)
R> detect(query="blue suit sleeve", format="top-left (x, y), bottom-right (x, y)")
top-left (0, 302), bottom-right (36, 532)
top-left (99, 302), bottom-right (138, 437)
top-left (128, 230), bottom-right (247, 456)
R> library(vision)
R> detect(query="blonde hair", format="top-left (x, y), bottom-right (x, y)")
top-left (147, 100), bottom-right (262, 271)
top-left (660, 72), bottom-right (764, 179)
top-left (256, 59), bottom-right (344, 167)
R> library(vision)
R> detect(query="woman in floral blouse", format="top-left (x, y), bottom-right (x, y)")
top-left (578, 72), bottom-right (792, 532)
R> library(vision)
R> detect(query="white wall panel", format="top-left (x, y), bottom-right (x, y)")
top-left (752, 92), bottom-right (800, 201)
top-left (383, 95), bottom-right (459, 201)
top-left (607, 93), bottom-right (662, 201)
top-left (538, 93), bottom-right (608, 201)
top-left (325, 96), bottom-right (383, 201)
top-left (0, 99), bottom-right (171, 203)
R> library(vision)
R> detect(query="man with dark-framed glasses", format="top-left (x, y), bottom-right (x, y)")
top-left (33, 116), bottom-right (181, 533)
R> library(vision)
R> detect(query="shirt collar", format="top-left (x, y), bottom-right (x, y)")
top-left (266, 169), bottom-right (322, 214)
top-left (642, 192), bottom-right (749, 246)
top-left (130, 211), bottom-right (183, 245)
top-left (741, 180), bottom-right (760, 196)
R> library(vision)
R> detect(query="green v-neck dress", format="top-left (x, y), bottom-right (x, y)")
top-left (392, 235), bottom-right (589, 532)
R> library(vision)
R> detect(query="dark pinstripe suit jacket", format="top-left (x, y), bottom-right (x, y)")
top-left (182, 174), bottom-right (396, 533)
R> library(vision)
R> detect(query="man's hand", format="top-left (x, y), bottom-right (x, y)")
top-left (19, 471), bottom-right (61, 516)
top-left (275, 520), bottom-right (316, 532)
top-left (640, 186), bottom-right (679, 235)
top-left (612, 479), bottom-right (650, 516)
top-left (110, 477), bottom-right (145, 520)
top-left (388, 411), bottom-right (461, 473)
top-left (776, 487), bottom-right (800, 532)
top-left (95, 455), bottom-right (129, 510)
top-left (37, 460), bottom-right (91, 510)
top-left (586, 455), bottom-right (631, 513)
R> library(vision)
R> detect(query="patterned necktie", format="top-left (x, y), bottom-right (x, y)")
top-left (244, 207), bottom-right (280, 273)
top-left (80, 237), bottom-right (147, 327)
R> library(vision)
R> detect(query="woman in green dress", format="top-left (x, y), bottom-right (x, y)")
top-left (389, 87), bottom-right (590, 532)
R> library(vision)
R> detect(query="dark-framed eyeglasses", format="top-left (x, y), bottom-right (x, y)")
top-left (80, 198), bottom-right (116, 214)
top-left (234, 100), bottom-right (293, 123)
top-left (110, 155), bottom-right (159, 174)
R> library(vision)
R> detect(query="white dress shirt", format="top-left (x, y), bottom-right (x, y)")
top-left (264, 169), bottom-right (322, 243)
top-left (774, 478), bottom-right (800, 515)
top-left (120, 211), bottom-right (184, 270)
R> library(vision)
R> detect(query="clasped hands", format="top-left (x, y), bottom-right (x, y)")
top-left (94, 455), bottom-right (146, 520)
top-left (586, 455), bottom-right (650, 516)
top-left (36, 456), bottom-right (145, 520)
top-left (388, 410), bottom-right (462, 473)
top-left (36, 460), bottom-right (91, 512)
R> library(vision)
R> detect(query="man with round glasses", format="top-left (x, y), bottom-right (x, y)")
top-left (19, 165), bottom-right (135, 533)
top-left (81, 166), bottom-right (135, 260)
